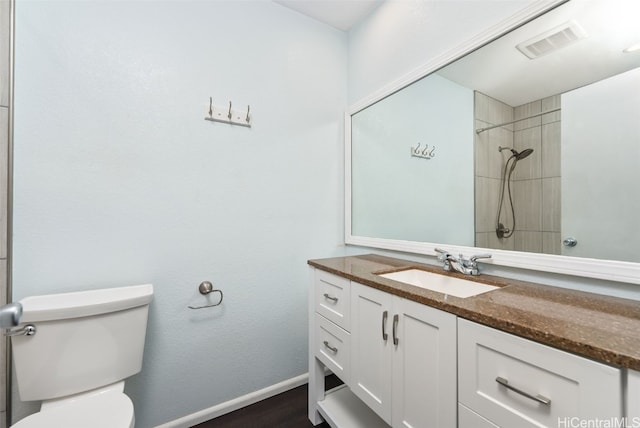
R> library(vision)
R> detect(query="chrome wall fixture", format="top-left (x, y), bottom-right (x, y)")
top-left (188, 281), bottom-right (224, 310)
top-left (204, 97), bottom-right (252, 128)
top-left (411, 143), bottom-right (436, 160)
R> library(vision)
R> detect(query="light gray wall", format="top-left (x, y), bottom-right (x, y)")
top-left (347, 0), bottom-right (537, 104)
top-left (12, 1), bottom-right (347, 426)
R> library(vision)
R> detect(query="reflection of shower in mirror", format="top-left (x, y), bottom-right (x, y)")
top-left (495, 146), bottom-right (534, 239)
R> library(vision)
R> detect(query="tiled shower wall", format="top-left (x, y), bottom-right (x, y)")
top-left (474, 92), bottom-right (561, 254)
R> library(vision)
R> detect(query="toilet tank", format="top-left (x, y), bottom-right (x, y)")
top-left (11, 284), bottom-right (153, 401)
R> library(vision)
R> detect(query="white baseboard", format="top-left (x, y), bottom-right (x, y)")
top-left (154, 373), bottom-right (309, 428)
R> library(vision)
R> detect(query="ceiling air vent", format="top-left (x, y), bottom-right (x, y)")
top-left (516, 20), bottom-right (588, 59)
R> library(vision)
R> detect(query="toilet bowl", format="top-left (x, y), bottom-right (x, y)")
top-left (8, 284), bottom-right (153, 428)
top-left (11, 382), bottom-right (134, 428)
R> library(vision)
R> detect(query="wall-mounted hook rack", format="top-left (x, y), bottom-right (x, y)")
top-left (411, 143), bottom-right (436, 160)
top-left (205, 97), bottom-right (252, 128)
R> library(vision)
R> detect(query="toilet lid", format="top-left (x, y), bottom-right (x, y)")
top-left (12, 392), bottom-right (134, 428)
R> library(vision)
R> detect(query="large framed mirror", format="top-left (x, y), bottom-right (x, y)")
top-left (346, 0), bottom-right (640, 284)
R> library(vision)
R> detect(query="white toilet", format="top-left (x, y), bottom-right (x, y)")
top-left (8, 283), bottom-right (154, 428)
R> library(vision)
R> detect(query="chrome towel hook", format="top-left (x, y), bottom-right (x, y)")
top-left (188, 281), bottom-right (224, 310)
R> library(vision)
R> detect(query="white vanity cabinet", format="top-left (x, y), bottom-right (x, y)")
top-left (309, 264), bottom-right (630, 428)
top-left (458, 318), bottom-right (622, 428)
top-left (350, 281), bottom-right (457, 427)
top-left (309, 268), bottom-right (457, 428)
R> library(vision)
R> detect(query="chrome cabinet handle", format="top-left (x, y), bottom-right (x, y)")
top-left (323, 293), bottom-right (338, 303)
top-left (392, 314), bottom-right (399, 346)
top-left (495, 376), bottom-right (551, 406)
top-left (382, 310), bottom-right (388, 341)
top-left (323, 341), bottom-right (338, 353)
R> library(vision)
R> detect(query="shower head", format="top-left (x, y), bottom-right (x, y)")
top-left (498, 146), bottom-right (534, 160)
top-left (515, 148), bottom-right (534, 160)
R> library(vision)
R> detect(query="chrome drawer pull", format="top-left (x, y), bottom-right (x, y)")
top-left (323, 341), bottom-right (338, 353)
top-left (392, 314), bottom-right (399, 346)
top-left (323, 293), bottom-right (338, 303)
top-left (495, 376), bottom-right (551, 406)
top-left (382, 310), bottom-right (388, 341)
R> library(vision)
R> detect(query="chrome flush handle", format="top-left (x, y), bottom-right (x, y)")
top-left (5, 325), bottom-right (36, 337)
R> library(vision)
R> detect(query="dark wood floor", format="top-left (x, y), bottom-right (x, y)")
top-left (193, 376), bottom-right (341, 428)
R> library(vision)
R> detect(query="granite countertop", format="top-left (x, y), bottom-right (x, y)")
top-left (308, 254), bottom-right (640, 370)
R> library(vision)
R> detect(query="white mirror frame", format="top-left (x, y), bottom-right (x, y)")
top-left (345, 0), bottom-right (640, 285)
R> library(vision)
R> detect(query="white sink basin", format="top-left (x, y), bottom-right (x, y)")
top-left (377, 269), bottom-right (498, 298)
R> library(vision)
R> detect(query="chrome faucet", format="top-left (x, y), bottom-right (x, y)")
top-left (434, 248), bottom-right (492, 276)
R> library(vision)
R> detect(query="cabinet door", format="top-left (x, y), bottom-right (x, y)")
top-left (459, 403), bottom-right (499, 428)
top-left (392, 297), bottom-right (457, 428)
top-left (627, 370), bottom-right (640, 421)
top-left (350, 281), bottom-right (393, 425)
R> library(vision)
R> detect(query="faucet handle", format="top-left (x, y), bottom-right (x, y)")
top-left (434, 248), bottom-right (450, 261)
top-left (470, 253), bottom-right (492, 263)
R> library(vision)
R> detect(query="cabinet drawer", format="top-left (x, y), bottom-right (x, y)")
top-left (315, 313), bottom-right (350, 384)
top-left (315, 269), bottom-right (350, 330)
top-left (458, 319), bottom-right (621, 428)
top-left (459, 403), bottom-right (498, 428)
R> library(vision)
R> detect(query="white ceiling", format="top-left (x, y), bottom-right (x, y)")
top-left (273, 0), bottom-right (384, 31)
top-left (438, 0), bottom-right (640, 106)
top-left (273, 0), bottom-right (640, 106)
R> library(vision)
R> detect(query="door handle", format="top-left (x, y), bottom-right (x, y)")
top-left (495, 376), bottom-right (551, 405)
top-left (392, 314), bottom-right (399, 346)
top-left (323, 293), bottom-right (338, 303)
top-left (382, 310), bottom-right (388, 341)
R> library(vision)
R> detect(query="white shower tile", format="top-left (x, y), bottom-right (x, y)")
top-left (475, 121), bottom-right (513, 179)
top-left (475, 232), bottom-right (488, 248)
top-left (542, 121), bottom-right (561, 178)
top-left (542, 177), bottom-right (561, 232)
top-left (542, 94), bottom-right (561, 124)
top-left (485, 231), bottom-right (515, 251)
top-left (513, 179), bottom-right (542, 231)
top-left (542, 232), bottom-right (562, 255)
top-left (514, 231), bottom-right (543, 253)
top-left (514, 100), bottom-right (541, 130)
top-left (513, 127), bottom-right (541, 180)
top-left (475, 177), bottom-right (501, 233)
top-left (475, 91), bottom-right (513, 129)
